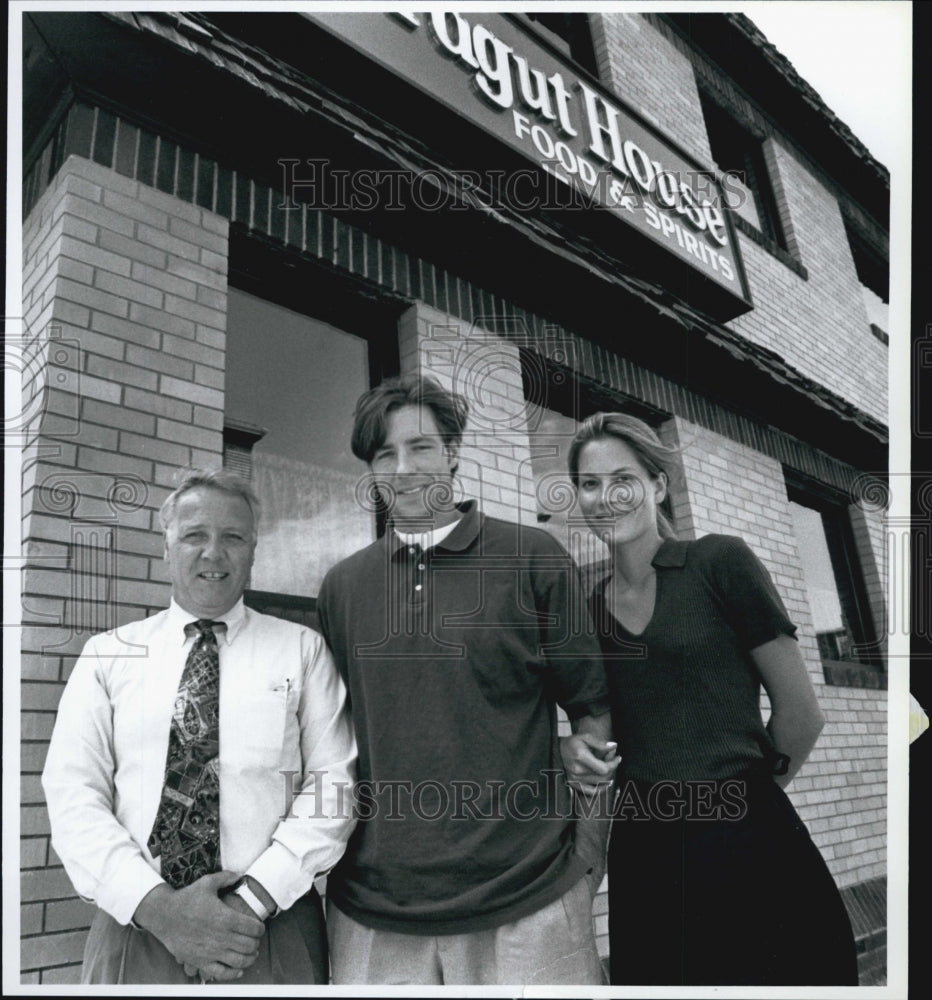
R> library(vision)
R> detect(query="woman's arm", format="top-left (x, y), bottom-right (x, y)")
top-left (751, 634), bottom-right (826, 788)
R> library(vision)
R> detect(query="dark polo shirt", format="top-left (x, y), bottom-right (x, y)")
top-left (590, 533), bottom-right (798, 783)
top-left (316, 501), bottom-right (609, 935)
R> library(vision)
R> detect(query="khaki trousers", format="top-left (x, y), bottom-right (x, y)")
top-left (328, 876), bottom-right (605, 985)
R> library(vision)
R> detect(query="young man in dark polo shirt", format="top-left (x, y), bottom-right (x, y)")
top-left (316, 374), bottom-right (615, 985)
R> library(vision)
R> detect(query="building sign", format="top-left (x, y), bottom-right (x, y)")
top-left (305, 11), bottom-right (751, 309)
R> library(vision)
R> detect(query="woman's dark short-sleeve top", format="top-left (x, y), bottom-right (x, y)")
top-left (589, 533), bottom-right (798, 782)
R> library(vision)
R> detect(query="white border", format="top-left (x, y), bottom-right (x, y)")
top-left (4, 2), bottom-right (912, 997)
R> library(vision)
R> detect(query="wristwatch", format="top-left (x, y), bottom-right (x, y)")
top-left (230, 877), bottom-right (275, 921)
top-left (771, 752), bottom-right (791, 776)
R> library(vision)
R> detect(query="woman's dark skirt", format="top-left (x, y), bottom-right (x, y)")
top-left (607, 766), bottom-right (859, 986)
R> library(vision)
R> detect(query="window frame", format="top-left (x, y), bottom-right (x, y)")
top-left (785, 471), bottom-right (886, 690)
top-left (520, 12), bottom-right (600, 77)
top-left (842, 213), bottom-right (890, 344)
top-left (224, 228), bottom-right (404, 626)
top-left (699, 89), bottom-right (788, 251)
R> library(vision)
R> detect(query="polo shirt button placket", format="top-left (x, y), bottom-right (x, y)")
top-left (410, 546), bottom-right (425, 606)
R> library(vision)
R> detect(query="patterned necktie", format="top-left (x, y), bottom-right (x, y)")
top-left (147, 619), bottom-right (225, 889)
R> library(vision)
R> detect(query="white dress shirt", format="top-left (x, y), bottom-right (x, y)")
top-left (42, 599), bottom-right (357, 925)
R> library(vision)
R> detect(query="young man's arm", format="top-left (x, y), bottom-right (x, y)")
top-left (564, 712), bottom-right (617, 894)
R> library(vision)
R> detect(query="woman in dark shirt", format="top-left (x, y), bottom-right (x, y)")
top-left (562, 412), bottom-right (857, 985)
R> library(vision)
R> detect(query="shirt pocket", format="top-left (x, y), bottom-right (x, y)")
top-left (228, 681), bottom-right (290, 768)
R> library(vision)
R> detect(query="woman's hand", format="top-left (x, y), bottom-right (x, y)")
top-left (561, 732), bottom-right (620, 794)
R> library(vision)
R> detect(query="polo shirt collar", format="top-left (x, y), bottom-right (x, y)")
top-left (433, 500), bottom-right (481, 552)
top-left (589, 539), bottom-right (687, 600)
top-left (437, 500), bottom-right (482, 552)
top-left (387, 500), bottom-right (480, 557)
top-left (651, 537), bottom-right (690, 568)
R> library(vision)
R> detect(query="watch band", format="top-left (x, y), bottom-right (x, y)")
top-left (233, 879), bottom-right (274, 921)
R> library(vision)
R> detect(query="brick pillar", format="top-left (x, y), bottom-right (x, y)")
top-left (848, 488), bottom-right (891, 659)
top-left (19, 154), bottom-right (230, 983)
top-left (398, 302), bottom-right (538, 527)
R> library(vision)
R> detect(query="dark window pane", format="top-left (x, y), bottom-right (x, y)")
top-left (233, 171), bottom-right (250, 225)
top-left (334, 219), bottom-right (351, 269)
top-left (92, 108), bottom-right (116, 168)
top-left (177, 147), bottom-right (196, 203)
top-left (196, 154), bottom-right (215, 211)
top-left (65, 103), bottom-right (95, 160)
top-left (156, 137), bottom-right (177, 194)
top-left (113, 118), bottom-right (137, 178)
top-left (37, 141), bottom-right (53, 194)
top-left (24, 164), bottom-right (37, 216)
top-left (136, 129), bottom-right (158, 187)
top-left (305, 207), bottom-right (321, 255)
top-left (253, 184), bottom-right (271, 233)
top-left (319, 211), bottom-right (335, 261)
top-left (50, 116), bottom-right (67, 176)
top-left (350, 226), bottom-right (365, 274)
top-left (525, 13), bottom-right (598, 75)
top-left (365, 232), bottom-right (380, 281)
top-left (216, 165), bottom-right (233, 219)
top-left (269, 187), bottom-right (287, 241)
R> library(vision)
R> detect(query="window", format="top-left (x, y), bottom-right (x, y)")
top-left (843, 216), bottom-right (889, 343)
top-left (523, 13), bottom-right (599, 76)
top-left (699, 92), bottom-right (786, 248)
top-left (786, 479), bottom-right (885, 689)
top-left (222, 231), bottom-right (402, 625)
top-left (225, 288), bottom-right (376, 608)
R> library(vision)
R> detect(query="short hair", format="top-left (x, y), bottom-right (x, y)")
top-left (351, 374), bottom-right (469, 473)
top-left (568, 412), bottom-right (679, 540)
top-left (159, 467), bottom-right (261, 540)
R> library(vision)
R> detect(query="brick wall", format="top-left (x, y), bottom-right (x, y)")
top-left (591, 12), bottom-right (713, 164)
top-left (595, 14), bottom-right (887, 426)
top-left (727, 141), bottom-right (888, 423)
top-left (668, 416), bottom-right (887, 890)
top-left (20, 155), bottom-right (230, 984)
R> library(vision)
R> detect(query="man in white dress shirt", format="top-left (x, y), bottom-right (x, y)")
top-left (42, 468), bottom-right (357, 984)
